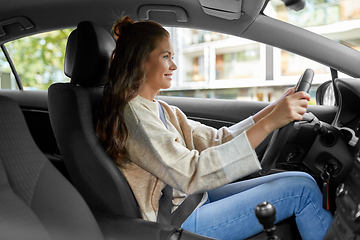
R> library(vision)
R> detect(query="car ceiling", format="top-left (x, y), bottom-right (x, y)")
top-left (1, 0), bottom-right (360, 78)
top-left (0, 0), bottom-right (267, 41)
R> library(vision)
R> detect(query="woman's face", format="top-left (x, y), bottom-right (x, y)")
top-left (144, 36), bottom-right (177, 91)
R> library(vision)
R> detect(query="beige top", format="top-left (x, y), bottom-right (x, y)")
top-left (120, 95), bottom-right (261, 221)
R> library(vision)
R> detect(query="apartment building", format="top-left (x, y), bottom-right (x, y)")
top-left (162, 0), bottom-right (360, 103)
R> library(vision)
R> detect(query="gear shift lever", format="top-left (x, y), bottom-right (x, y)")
top-left (255, 202), bottom-right (280, 240)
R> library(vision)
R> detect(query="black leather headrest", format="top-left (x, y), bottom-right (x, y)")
top-left (64, 21), bottom-right (115, 87)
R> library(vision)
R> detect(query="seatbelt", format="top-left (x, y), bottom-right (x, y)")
top-left (157, 101), bottom-right (203, 227)
top-left (157, 184), bottom-right (173, 224)
top-left (171, 192), bottom-right (203, 226)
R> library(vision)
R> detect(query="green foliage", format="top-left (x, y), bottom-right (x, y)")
top-left (2, 28), bottom-right (73, 90)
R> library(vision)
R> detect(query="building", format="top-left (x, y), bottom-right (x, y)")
top-left (162, 0), bottom-right (360, 104)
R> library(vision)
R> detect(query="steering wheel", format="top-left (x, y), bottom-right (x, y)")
top-left (259, 68), bottom-right (314, 175)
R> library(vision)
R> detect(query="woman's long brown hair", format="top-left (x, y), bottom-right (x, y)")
top-left (96, 16), bottom-right (169, 166)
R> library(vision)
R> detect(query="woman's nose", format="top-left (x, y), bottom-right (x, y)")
top-left (170, 60), bottom-right (177, 70)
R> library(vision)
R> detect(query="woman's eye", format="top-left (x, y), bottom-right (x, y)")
top-left (164, 55), bottom-right (169, 59)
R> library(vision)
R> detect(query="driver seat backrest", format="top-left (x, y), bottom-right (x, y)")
top-left (48, 21), bottom-right (141, 218)
top-left (0, 95), bottom-right (104, 240)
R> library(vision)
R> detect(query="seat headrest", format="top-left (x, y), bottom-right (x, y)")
top-left (64, 21), bottom-right (115, 87)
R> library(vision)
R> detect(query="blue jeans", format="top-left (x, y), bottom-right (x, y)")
top-left (181, 172), bottom-right (332, 240)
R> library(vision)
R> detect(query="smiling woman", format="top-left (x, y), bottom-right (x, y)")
top-left (3, 0), bottom-right (360, 239)
top-left (95, 15), bottom-right (332, 240)
top-left (97, 16), bottom-right (171, 165)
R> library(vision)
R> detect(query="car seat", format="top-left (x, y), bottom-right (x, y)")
top-left (48, 21), bottom-right (141, 218)
top-left (0, 95), bottom-right (103, 240)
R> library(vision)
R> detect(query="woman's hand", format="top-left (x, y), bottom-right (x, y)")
top-left (270, 87), bottom-right (295, 108)
top-left (253, 87), bottom-right (297, 124)
top-left (265, 90), bottom-right (310, 131)
top-left (246, 87), bottom-right (310, 149)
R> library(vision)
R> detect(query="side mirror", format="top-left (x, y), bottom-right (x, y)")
top-left (316, 80), bottom-right (337, 106)
top-left (281, 0), bottom-right (306, 11)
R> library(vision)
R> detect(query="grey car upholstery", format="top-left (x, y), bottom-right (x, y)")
top-left (48, 21), bottom-right (141, 218)
top-left (0, 95), bottom-right (104, 240)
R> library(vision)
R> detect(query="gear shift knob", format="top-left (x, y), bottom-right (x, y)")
top-left (255, 202), bottom-right (279, 240)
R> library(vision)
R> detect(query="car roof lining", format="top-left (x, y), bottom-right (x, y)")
top-left (0, 0), bottom-right (266, 44)
top-left (1, 0), bottom-right (360, 78)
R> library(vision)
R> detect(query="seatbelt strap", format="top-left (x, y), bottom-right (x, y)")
top-left (157, 101), bottom-right (173, 224)
top-left (171, 192), bottom-right (204, 226)
top-left (157, 184), bottom-right (173, 224)
top-left (157, 101), bottom-right (203, 227)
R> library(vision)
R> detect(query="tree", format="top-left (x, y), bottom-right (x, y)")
top-left (1, 28), bottom-right (73, 90)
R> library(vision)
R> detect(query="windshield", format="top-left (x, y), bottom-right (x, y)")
top-left (264, 0), bottom-right (360, 52)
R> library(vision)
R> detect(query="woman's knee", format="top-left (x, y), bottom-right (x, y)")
top-left (292, 175), bottom-right (319, 190)
top-left (266, 175), bottom-right (322, 205)
top-left (283, 175), bottom-right (323, 210)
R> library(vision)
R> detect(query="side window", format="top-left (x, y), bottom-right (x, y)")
top-left (161, 26), bottom-right (355, 105)
top-left (0, 47), bottom-right (19, 90)
top-left (3, 29), bottom-right (73, 90)
top-left (161, 27), bottom-right (325, 104)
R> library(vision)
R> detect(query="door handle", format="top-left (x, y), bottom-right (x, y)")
top-left (138, 5), bottom-right (188, 23)
top-left (0, 17), bottom-right (34, 37)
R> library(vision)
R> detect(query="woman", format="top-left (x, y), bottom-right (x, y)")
top-left (97, 16), bottom-right (332, 240)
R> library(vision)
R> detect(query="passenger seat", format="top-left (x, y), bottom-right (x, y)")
top-left (0, 95), bottom-right (103, 240)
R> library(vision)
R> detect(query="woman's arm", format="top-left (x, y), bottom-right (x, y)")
top-left (247, 89), bottom-right (310, 149)
top-left (125, 102), bottom-right (261, 194)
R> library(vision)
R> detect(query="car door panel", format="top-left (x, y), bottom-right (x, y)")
top-left (158, 96), bottom-right (337, 128)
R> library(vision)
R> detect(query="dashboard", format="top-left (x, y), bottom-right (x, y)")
top-left (273, 78), bottom-right (360, 185)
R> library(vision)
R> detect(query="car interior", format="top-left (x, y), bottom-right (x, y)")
top-left (1, 0), bottom-right (360, 239)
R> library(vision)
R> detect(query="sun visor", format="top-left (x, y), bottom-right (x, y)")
top-left (199, 0), bottom-right (243, 20)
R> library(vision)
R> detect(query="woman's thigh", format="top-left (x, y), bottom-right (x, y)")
top-left (182, 175), bottom-right (331, 240)
top-left (207, 171), bottom-right (315, 202)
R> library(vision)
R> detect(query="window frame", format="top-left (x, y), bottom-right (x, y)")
top-left (0, 44), bottom-right (22, 90)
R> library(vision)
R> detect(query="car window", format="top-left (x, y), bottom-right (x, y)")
top-left (0, 22), bottom-right (349, 105)
top-left (0, 48), bottom-right (19, 90)
top-left (161, 27), bottom-right (330, 105)
top-left (160, 0), bottom-right (360, 104)
top-left (2, 29), bottom-right (73, 90)
top-left (264, 0), bottom-right (360, 52)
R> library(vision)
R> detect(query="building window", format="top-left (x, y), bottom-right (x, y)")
top-left (216, 44), bottom-right (261, 80)
top-left (190, 56), bottom-right (205, 82)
